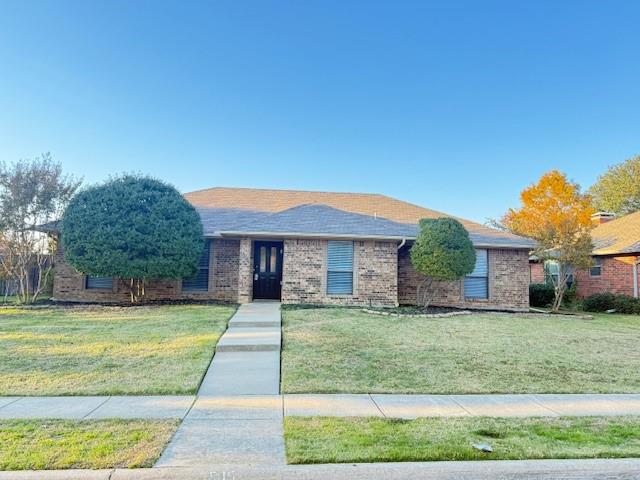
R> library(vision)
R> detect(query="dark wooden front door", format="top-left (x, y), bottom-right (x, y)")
top-left (252, 241), bottom-right (283, 300)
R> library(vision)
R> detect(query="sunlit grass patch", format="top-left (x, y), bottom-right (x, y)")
top-left (0, 304), bottom-right (235, 395)
top-left (0, 419), bottom-right (178, 470)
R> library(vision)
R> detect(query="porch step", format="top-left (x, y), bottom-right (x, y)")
top-left (229, 318), bottom-right (281, 328)
top-left (216, 327), bottom-right (281, 352)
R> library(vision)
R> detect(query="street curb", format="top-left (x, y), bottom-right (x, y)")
top-left (2, 459), bottom-right (640, 480)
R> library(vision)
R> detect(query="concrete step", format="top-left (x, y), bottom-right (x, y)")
top-left (228, 318), bottom-right (281, 328)
top-left (215, 327), bottom-right (281, 352)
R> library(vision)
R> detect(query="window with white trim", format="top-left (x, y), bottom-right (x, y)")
top-left (544, 260), bottom-right (574, 287)
top-left (464, 249), bottom-right (488, 299)
top-left (327, 240), bottom-right (354, 295)
top-left (182, 240), bottom-right (211, 292)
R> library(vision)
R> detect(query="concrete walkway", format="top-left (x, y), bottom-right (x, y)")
top-left (284, 393), bottom-right (640, 418)
top-left (3, 392), bottom-right (640, 419)
top-left (0, 395), bottom-right (194, 419)
top-left (155, 301), bottom-right (285, 467)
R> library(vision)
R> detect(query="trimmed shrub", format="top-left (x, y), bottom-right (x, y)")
top-left (582, 293), bottom-right (640, 314)
top-left (529, 283), bottom-right (555, 307)
top-left (61, 175), bottom-right (204, 303)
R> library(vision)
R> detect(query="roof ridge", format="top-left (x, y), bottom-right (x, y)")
top-left (185, 186), bottom-right (384, 197)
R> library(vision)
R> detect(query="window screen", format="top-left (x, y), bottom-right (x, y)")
top-left (464, 249), bottom-right (488, 299)
top-left (85, 276), bottom-right (113, 290)
top-left (327, 241), bottom-right (354, 295)
top-left (183, 240), bottom-right (211, 292)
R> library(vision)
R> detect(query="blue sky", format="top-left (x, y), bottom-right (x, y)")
top-left (1, 1), bottom-right (639, 223)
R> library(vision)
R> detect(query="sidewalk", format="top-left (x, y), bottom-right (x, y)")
top-left (284, 393), bottom-right (640, 418)
top-left (0, 396), bottom-right (194, 419)
top-left (2, 393), bottom-right (640, 420)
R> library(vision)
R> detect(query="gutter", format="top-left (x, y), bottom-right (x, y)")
top-left (214, 230), bottom-right (534, 249)
top-left (218, 230), bottom-right (413, 241)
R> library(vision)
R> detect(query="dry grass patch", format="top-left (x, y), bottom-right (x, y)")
top-left (281, 308), bottom-right (640, 393)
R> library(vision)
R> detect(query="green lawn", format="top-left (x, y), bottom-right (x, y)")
top-left (0, 419), bottom-right (178, 470)
top-left (281, 308), bottom-right (640, 393)
top-left (285, 416), bottom-right (640, 464)
top-left (0, 304), bottom-right (236, 395)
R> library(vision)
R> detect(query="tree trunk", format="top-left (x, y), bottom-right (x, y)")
top-left (417, 277), bottom-right (437, 309)
top-left (550, 269), bottom-right (569, 313)
top-left (128, 278), bottom-right (146, 303)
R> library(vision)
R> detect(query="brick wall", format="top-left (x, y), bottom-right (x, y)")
top-left (52, 238), bottom-right (240, 303)
top-left (237, 238), bottom-right (253, 303)
top-left (574, 255), bottom-right (640, 298)
top-left (529, 262), bottom-right (545, 283)
top-left (281, 238), bottom-right (398, 307)
top-left (398, 245), bottom-right (530, 311)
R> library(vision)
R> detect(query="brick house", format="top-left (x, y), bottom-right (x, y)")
top-left (50, 187), bottom-right (534, 310)
top-left (529, 211), bottom-right (640, 299)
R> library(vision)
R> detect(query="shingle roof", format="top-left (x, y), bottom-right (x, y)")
top-left (591, 211), bottom-right (640, 255)
top-left (204, 204), bottom-right (416, 239)
top-left (190, 188), bottom-right (534, 248)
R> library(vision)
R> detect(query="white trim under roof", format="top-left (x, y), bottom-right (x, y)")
top-left (214, 230), bottom-right (534, 249)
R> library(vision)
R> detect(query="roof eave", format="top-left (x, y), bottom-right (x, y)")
top-left (217, 230), bottom-right (535, 248)
top-left (217, 230), bottom-right (413, 241)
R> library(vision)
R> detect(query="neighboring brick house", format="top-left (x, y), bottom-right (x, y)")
top-left (529, 211), bottom-right (640, 299)
top-left (49, 187), bottom-right (534, 310)
top-left (575, 212), bottom-right (640, 298)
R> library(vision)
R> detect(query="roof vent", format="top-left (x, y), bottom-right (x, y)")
top-left (591, 212), bottom-right (616, 225)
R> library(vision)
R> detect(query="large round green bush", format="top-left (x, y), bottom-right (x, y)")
top-left (61, 175), bottom-right (203, 300)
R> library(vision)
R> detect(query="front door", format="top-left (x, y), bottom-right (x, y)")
top-left (252, 241), bottom-right (283, 300)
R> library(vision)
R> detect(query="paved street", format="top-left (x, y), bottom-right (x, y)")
top-left (3, 459), bottom-right (640, 480)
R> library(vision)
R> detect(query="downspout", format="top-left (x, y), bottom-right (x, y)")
top-left (396, 238), bottom-right (407, 307)
top-left (634, 256), bottom-right (640, 299)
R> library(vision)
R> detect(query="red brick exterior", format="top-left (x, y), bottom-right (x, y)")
top-left (529, 262), bottom-right (545, 284)
top-left (574, 255), bottom-right (640, 298)
top-left (52, 236), bottom-right (530, 309)
top-left (398, 245), bottom-right (530, 311)
top-left (281, 239), bottom-right (398, 307)
top-left (53, 238), bottom-right (240, 303)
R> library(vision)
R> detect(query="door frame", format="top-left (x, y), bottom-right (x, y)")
top-left (252, 240), bottom-right (284, 300)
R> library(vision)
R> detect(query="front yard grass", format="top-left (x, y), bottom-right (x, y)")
top-left (285, 416), bottom-right (640, 463)
top-left (0, 419), bottom-right (178, 470)
top-left (281, 308), bottom-right (640, 393)
top-left (0, 304), bottom-right (236, 395)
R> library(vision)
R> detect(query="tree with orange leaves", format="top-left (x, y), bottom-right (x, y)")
top-left (502, 170), bottom-right (594, 312)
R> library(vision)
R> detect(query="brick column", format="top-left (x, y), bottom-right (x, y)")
top-left (237, 237), bottom-right (253, 303)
